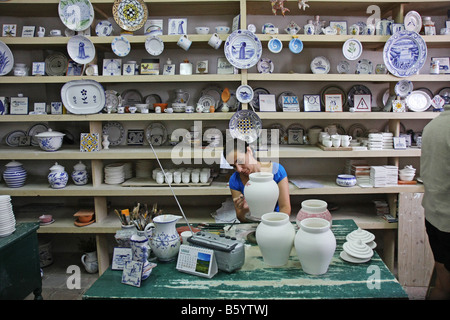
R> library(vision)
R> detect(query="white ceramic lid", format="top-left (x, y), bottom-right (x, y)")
top-left (35, 128), bottom-right (65, 138)
top-left (345, 227), bottom-right (375, 243)
top-left (343, 240), bottom-right (373, 259)
top-left (5, 160), bottom-right (23, 167)
top-left (49, 162), bottom-right (65, 172)
top-left (73, 161), bottom-right (87, 171)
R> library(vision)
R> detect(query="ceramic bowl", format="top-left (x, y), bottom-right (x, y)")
top-left (399, 173), bottom-right (415, 181)
top-left (215, 26), bottom-right (230, 34)
top-left (39, 214), bottom-right (53, 223)
top-left (195, 27), bottom-right (209, 34)
top-left (172, 102), bottom-right (186, 113)
top-left (35, 129), bottom-right (65, 152)
top-left (78, 214), bottom-right (94, 223)
top-left (336, 174), bottom-right (357, 187)
top-left (153, 103), bottom-right (168, 112)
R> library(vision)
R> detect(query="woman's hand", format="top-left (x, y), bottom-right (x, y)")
top-left (233, 194), bottom-right (248, 211)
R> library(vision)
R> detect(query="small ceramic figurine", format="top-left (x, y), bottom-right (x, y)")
top-left (270, 0), bottom-right (290, 16)
top-left (298, 0), bottom-right (310, 10)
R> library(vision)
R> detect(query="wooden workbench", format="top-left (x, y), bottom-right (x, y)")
top-left (83, 220), bottom-right (407, 300)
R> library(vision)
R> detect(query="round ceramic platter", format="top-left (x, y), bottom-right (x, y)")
top-left (45, 52), bottom-right (68, 76)
top-left (111, 36), bottom-right (131, 57)
top-left (383, 30), bottom-right (427, 77)
top-left (404, 11), bottom-right (422, 33)
top-left (356, 59), bottom-right (373, 74)
top-left (198, 94), bottom-right (217, 110)
top-left (236, 85), bottom-right (254, 104)
top-left (67, 35), bottom-right (95, 65)
top-left (145, 123), bottom-right (167, 146)
top-left (102, 122), bottom-right (124, 146)
top-left (310, 56), bottom-right (330, 74)
top-left (395, 80), bottom-right (414, 98)
top-left (288, 37), bottom-right (303, 54)
top-left (257, 58), bottom-right (274, 73)
top-left (268, 37), bottom-right (282, 53)
top-left (406, 90), bottom-right (431, 112)
top-left (249, 87), bottom-right (270, 110)
top-left (201, 85), bottom-right (222, 105)
top-left (113, 0), bottom-right (148, 32)
top-left (28, 123), bottom-right (49, 146)
top-left (58, 0), bottom-right (94, 32)
top-left (224, 29), bottom-right (262, 69)
top-left (61, 80), bottom-right (106, 114)
top-left (105, 90), bottom-right (123, 112)
top-left (121, 89), bottom-right (143, 106)
top-left (95, 20), bottom-right (113, 36)
top-left (347, 84), bottom-right (371, 108)
top-left (342, 38), bottom-right (363, 61)
top-left (337, 60), bottom-right (350, 74)
top-left (145, 36), bottom-right (164, 56)
top-left (229, 109), bottom-right (262, 143)
top-left (0, 40), bottom-right (14, 76)
top-left (5, 130), bottom-right (27, 147)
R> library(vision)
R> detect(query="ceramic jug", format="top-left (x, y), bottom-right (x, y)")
top-left (48, 162), bottom-right (69, 189)
top-left (81, 251), bottom-right (98, 274)
top-left (71, 161), bottom-right (88, 185)
top-left (174, 89), bottom-right (190, 104)
top-left (295, 217), bottom-right (336, 275)
top-left (244, 172), bottom-right (279, 219)
top-left (148, 215), bottom-right (181, 261)
top-left (256, 212), bottom-right (295, 266)
top-left (296, 199), bottom-right (332, 226)
top-left (3, 160), bottom-right (27, 188)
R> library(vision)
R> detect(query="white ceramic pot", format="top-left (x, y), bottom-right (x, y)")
top-left (48, 162), bottom-right (69, 189)
top-left (35, 128), bottom-right (65, 152)
top-left (295, 218), bottom-right (336, 275)
top-left (256, 212), bottom-right (295, 266)
top-left (71, 161), bottom-right (88, 185)
top-left (244, 172), bottom-right (279, 219)
top-left (336, 174), bottom-right (356, 187)
top-left (3, 160), bottom-right (27, 188)
top-left (296, 199), bottom-right (332, 226)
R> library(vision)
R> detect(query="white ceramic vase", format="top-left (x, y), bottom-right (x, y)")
top-left (256, 212), bottom-right (295, 266)
top-left (244, 172), bottom-right (279, 219)
top-left (295, 217), bottom-right (336, 275)
top-left (149, 215), bottom-right (181, 262)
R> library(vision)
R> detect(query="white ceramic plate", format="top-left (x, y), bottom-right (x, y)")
top-left (145, 123), bottom-right (167, 146)
top-left (342, 38), bottom-right (362, 61)
top-left (406, 90), bottom-right (431, 112)
top-left (45, 52), bottom-right (68, 76)
top-left (103, 59), bottom-right (121, 76)
top-left (395, 80), bottom-right (413, 98)
top-left (111, 36), bottom-right (131, 57)
top-left (95, 20), bottom-right (113, 36)
top-left (58, 0), bottom-right (94, 32)
top-left (67, 35), bottom-right (95, 64)
top-left (61, 80), bottom-right (106, 114)
top-left (224, 29), bottom-right (262, 69)
top-left (236, 85), bottom-right (254, 104)
top-left (121, 89), bottom-right (142, 106)
top-left (103, 122), bottom-right (124, 146)
top-left (310, 56), bottom-right (330, 74)
top-left (337, 60), bottom-right (350, 74)
top-left (5, 130), bottom-right (27, 147)
top-left (0, 40), bottom-right (14, 76)
top-left (404, 11), bottom-right (422, 33)
top-left (198, 94), bottom-right (217, 110)
top-left (356, 59), bottom-right (373, 74)
top-left (28, 123), bottom-right (49, 146)
top-left (113, 0), bottom-right (148, 32)
top-left (145, 36), bottom-right (164, 56)
top-left (105, 90), bottom-right (123, 112)
top-left (257, 58), bottom-right (274, 73)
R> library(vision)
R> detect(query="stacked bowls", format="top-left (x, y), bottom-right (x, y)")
top-left (0, 195), bottom-right (16, 237)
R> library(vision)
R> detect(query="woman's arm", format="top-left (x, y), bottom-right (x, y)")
top-left (230, 189), bottom-right (250, 222)
top-left (277, 176), bottom-right (291, 216)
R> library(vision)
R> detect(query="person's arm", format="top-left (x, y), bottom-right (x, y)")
top-left (230, 189), bottom-right (250, 222)
top-left (277, 176), bottom-right (291, 216)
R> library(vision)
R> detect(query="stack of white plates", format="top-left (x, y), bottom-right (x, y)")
top-left (136, 160), bottom-right (152, 178)
top-left (384, 165), bottom-right (399, 185)
top-left (381, 132), bottom-right (394, 149)
top-left (368, 132), bottom-right (394, 150)
top-left (104, 163), bottom-right (125, 184)
top-left (0, 195), bottom-right (16, 237)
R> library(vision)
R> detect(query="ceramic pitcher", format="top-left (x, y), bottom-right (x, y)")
top-left (173, 89), bottom-right (190, 104)
top-left (148, 215), bottom-right (181, 261)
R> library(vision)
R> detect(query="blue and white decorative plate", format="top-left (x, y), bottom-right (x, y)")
top-left (67, 35), bottom-right (95, 64)
top-left (310, 56), bottom-right (330, 74)
top-left (111, 36), bottom-right (131, 57)
top-left (236, 85), bottom-right (254, 104)
top-left (96, 20), bottom-right (113, 36)
top-left (383, 30), bottom-right (427, 77)
top-left (356, 59), bottom-right (373, 74)
top-left (0, 40), bottom-right (14, 76)
top-left (58, 0), bottom-right (94, 32)
top-left (257, 58), bottom-right (274, 73)
top-left (395, 80), bottom-right (413, 98)
top-left (289, 37), bottom-right (303, 54)
top-left (342, 38), bottom-right (362, 61)
top-left (61, 79), bottom-right (106, 114)
top-left (268, 37), bottom-right (282, 53)
top-left (229, 109), bottom-right (262, 144)
top-left (224, 29), bottom-right (262, 69)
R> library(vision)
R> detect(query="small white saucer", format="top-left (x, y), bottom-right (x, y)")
top-left (340, 251), bottom-right (371, 264)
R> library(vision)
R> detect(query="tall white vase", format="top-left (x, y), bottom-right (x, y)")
top-left (244, 172), bottom-right (279, 219)
top-left (295, 217), bottom-right (336, 275)
top-left (256, 212), bottom-right (295, 266)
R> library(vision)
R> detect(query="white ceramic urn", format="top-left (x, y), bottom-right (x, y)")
top-left (244, 172), bottom-right (279, 219)
top-left (256, 212), bottom-right (295, 266)
top-left (295, 217), bottom-right (336, 275)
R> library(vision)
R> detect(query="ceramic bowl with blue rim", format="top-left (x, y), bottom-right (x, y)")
top-left (289, 38), bottom-right (303, 54)
top-left (268, 37), bottom-right (283, 53)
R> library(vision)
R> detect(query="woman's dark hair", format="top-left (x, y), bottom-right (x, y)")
top-left (222, 138), bottom-right (255, 163)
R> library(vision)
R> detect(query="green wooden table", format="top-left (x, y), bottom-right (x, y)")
top-left (83, 219), bottom-right (407, 300)
top-left (0, 222), bottom-right (42, 300)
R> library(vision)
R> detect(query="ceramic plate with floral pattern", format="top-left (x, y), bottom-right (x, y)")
top-left (58, 0), bottom-right (94, 32)
top-left (113, 0), bottom-right (148, 32)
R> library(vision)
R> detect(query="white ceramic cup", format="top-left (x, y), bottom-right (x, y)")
top-left (155, 106), bottom-right (161, 113)
top-left (185, 105), bottom-right (194, 113)
top-left (200, 171), bottom-right (209, 183)
top-left (164, 172), bottom-right (173, 184)
top-left (341, 139), bottom-right (350, 147)
top-left (117, 106), bottom-right (125, 114)
top-left (208, 33), bottom-right (222, 49)
top-left (181, 231), bottom-right (193, 243)
top-left (322, 138), bottom-right (332, 147)
top-left (332, 137), bottom-right (341, 148)
top-left (173, 171), bottom-right (182, 184)
top-left (156, 171), bottom-right (164, 184)
top-left (164, 107), bottom-right (173, 113)
top-left (191, 171), bottom-right (200, 183)
top-left (177, 34), bottom-right (192, 51)
top-left (182, 171), bottom-right (190, 184)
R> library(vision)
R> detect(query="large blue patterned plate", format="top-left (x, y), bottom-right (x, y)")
top-left (383, 30), bottom-right (427, 77)
top-left (229, 110), bottom-right (262, 143)
top-left (224, 30), bottom-right (262, 69)
top-left (0, 40), bottom-right (13, 76)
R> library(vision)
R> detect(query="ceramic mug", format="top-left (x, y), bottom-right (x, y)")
top-left (349, 24), bottom-right (359, 35)
top-left (185, 105), bottom-right (194, 113)
top-left (332, 136), bottom-right (341, 148)
top-left (208, 33), bottom-right (222, 49)
top-left (322, 138), bottom-right (332, 148)
top-left (155, 106), bottom-right (161, 113)
top-left (164, 107), bottom-right (174, 113)
top-left (182, 171), bottom-right (190, 184)
top-left (177, 34), bottom-right (192, 51)
top-left (117, 106), bottom-right (125, 114)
